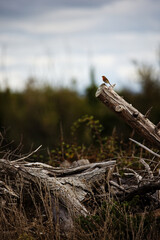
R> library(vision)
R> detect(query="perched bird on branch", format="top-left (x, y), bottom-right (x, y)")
top-left (102, 76), bottom-right (116, 88)
top-left (102, 76), bottom-right (111, 85)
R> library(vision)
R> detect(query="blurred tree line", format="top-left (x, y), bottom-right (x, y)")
top-left (0, 62), bottom-right (160, 154)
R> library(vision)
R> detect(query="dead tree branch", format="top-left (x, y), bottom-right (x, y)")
top-left (96, 84), bottom-right (160, 149)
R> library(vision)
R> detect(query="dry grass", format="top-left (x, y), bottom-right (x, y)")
top-left (0, 176), bottom-right (160, 240)
top-left (1, 123), bottom-right (160, 239)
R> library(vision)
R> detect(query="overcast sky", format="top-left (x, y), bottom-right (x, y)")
top-left (0, 0), bottom-right (160, 92)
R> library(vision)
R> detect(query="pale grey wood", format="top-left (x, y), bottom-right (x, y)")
top-left (0, 158), bottom-right (116, 232)
top-left (96, 84), bottom-right (160, 149)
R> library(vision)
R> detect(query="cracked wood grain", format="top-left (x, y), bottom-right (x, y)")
top-left (96, 84), bottom-right (160, 149)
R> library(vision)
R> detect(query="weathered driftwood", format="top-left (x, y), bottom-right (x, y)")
top-left (95, 83), bottom-right (160, 149)
top-left (1, 155), bottom-right (160, 232)
top-left (0, 158), bottom-right (116, 232)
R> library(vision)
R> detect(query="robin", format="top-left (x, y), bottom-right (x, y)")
top-left (102, 76), bottom-right (116, 88)
top-left (102, 76), bottom-right (112, 86)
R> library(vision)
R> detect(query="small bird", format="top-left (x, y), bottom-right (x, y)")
top-left (102, 76), bottom-right (116, 88)
top-left (102, 76), bottom-right (112, 86)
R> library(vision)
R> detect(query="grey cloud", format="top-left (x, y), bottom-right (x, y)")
top-left (0, 0), bottom-right (116, 19)
top-left (1, 0), bottom-right (160, 38)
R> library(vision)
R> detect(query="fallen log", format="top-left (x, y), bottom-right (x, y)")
top-left (0, 158), bottom-right (116, 232)
top-left (95, 83), bottom-right (160, 149)
top-left (1, 156), bottom-right (160, 237)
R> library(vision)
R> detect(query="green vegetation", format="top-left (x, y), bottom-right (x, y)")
top-left (0, 62), bottom-right (160, 159)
